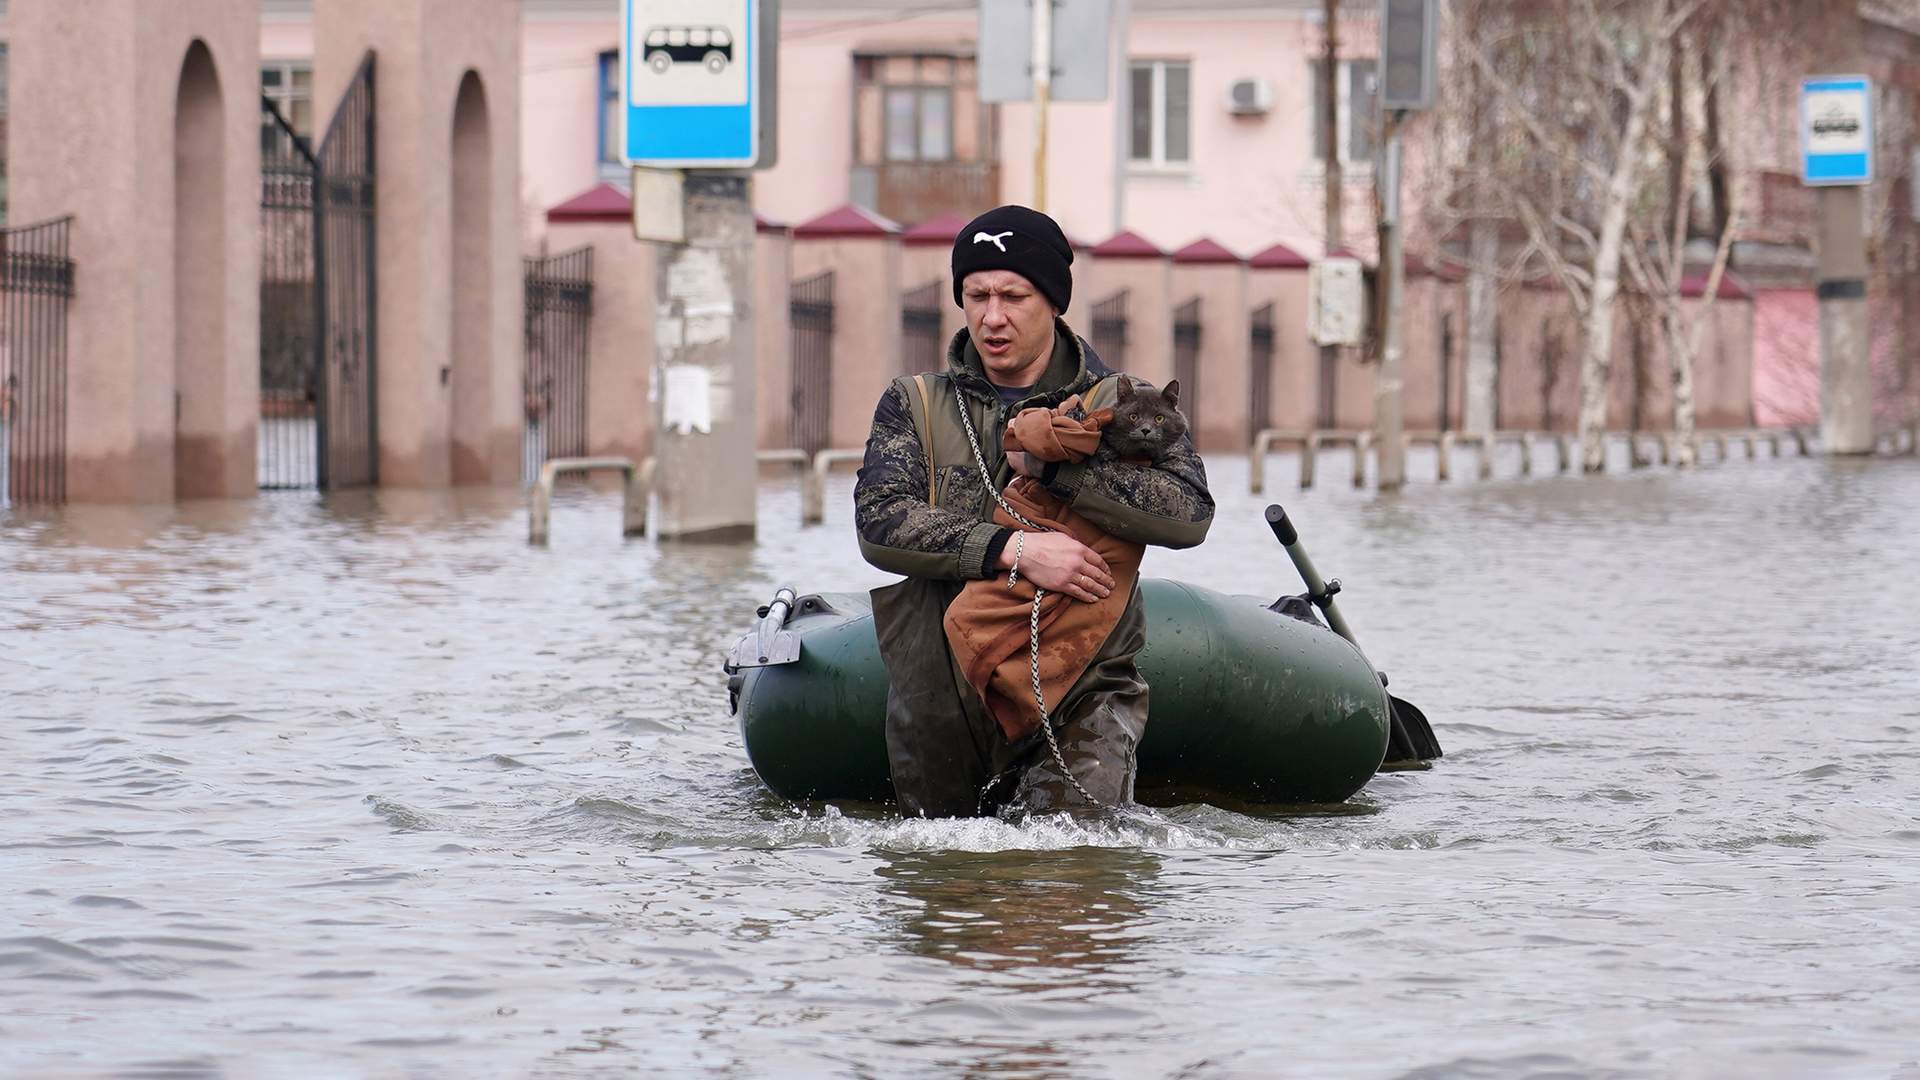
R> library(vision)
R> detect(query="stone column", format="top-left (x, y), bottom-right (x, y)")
top-left (791, 204), bottom-right (903, 451)
top-left (1247, 244), bottom-right (1315, 433)
top-left (315, 0), bottom-right (522, 487)
top-left (1170, 239), bottom-right (1250, 452)
top-left (9, 0), bottom-right (260, 502)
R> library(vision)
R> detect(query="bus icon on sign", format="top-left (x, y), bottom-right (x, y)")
top-left (643, 26), bottom-right (734, 75)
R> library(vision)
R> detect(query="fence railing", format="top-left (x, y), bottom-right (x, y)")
top-left (790, 271), bottom-right (834, 454)
top-left (1091, 289), bottom-right (1129, 369)
top-left (1, 215), bottom-right (75, 506)
top-left (523, 245), bottom-right (594, 482)
top-left (900, 280), bottom-right (942, 378)
top-left (1172, 297), bottom-right (1201, 435)
top-left (1249, 301), bottom-right (1275, 444)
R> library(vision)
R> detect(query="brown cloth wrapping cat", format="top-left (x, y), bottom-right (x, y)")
top-left (942, 393), bottom-right (1145, 743)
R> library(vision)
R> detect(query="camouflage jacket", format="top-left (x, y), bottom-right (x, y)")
top-left (854, 318), bottom-right (1213, 580)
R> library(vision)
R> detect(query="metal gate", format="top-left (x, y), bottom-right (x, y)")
top-left (790, 271), bottom-right (834, 453)
top-left (900, 280), bottom-right (942, 378)
top-left (1, 216), bottom-right (74, 505)
top-left (523, 246), bottom-right (594, 481)
top-left (1249, 302), bottom-right (1274, 443)
top-left (1091, 289), bottom-right (1129, 369)
top-left (314, 56), bottom-right (378, 489)
top-left (259, 99), bottom-right (320, 488)
top-left (1173, 297), bottom-right (1201, 437)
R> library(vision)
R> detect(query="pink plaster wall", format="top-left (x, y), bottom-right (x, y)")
top-left (1246, 267), bottom-right (1315, 432)
top-left (316, 0), bottom-right (523, 488)
top-left (520, 16), bottom-right (621, 246)
top-left (9, 0), bottom-right (260, 503)
top-left (755, 228), bottom-right (793, 450)
top-left (1168, 260), bottom-right (1250, 451)
top-left (1081, 257), bottom-right (1173, 387)
top-left (790, 235), bottom-right (901, 450)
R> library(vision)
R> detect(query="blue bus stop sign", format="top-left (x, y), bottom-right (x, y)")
top-left (623, 0), bottom-right (760, 167)
top-left (1800, 75), bottom-right (1873, 186)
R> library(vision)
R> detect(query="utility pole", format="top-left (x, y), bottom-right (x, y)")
top-left (1375, 110), bottom-right (1407, 490)
top-left (1319, 0), bottom-right (1342, 429)
top-left (1031, 0), bottom-right (1054, 212)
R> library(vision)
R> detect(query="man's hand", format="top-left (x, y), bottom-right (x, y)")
top-left (996, 531), bottom-right (1113, 603)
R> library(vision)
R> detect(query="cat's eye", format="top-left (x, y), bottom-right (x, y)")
top-left (1154, 416), bottom-right (1164, 425)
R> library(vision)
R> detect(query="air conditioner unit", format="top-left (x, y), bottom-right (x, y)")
top-left (1226, 78), bottom-right (1273, 116)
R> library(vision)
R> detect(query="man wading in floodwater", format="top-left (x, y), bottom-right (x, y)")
top-left (853, 205), bottom-right (1214, 817)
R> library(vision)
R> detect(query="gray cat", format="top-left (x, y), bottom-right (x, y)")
top-left (1100, 377), bottom-right (1187, 462)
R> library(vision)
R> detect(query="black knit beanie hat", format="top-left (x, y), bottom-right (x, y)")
top-left (950, 205), bottom-right (1074, 314)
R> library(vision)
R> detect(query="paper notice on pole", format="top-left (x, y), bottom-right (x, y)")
top-left (662, 365), bottom-right (713, 434)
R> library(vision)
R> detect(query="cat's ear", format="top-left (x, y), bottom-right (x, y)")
top-left (1115, 377), bottom-right (1135, 403)
top-left (1162, 379), bottom-right (1180, 408)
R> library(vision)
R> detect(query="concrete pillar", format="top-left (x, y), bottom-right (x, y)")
top-left (652, 175), bottom-right (759, 541)
top-left (754, 215), bottom-right (793, 452)
top-left (544, 183), bottom-right (656, 466)
top-left (1170, 239), bottom-right (1250, 453)
top-left (1084, 231), bottom-right (1172, 386)
top-left (315, 0), bottom-right (522, 487)
top-left (791, 204), bottom-right (903, 450)
top-left (1248, 244), bottom-right (1315, 434)
top-left (9, 1), bottom-right (260, 502)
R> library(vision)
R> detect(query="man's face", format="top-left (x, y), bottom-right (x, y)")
top-left (962, 269), bottom-right (1057, 386)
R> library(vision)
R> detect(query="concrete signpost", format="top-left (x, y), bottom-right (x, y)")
top-left (622, 0), bottom-right (779, 540)
top-left (1800, 74), bottom-right (1874, 455)
top-left (1372, 0), bottom-right (1438, 490)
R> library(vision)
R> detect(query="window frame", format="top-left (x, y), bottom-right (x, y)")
top-left (596, 49), bottom-right (624, 175)
top-left (852, 52), bottom-right (978, 168)
top-left (1128, 58), bottom-right (1193, 174)
top-left (1309, 57), bottom-right (1379, 172)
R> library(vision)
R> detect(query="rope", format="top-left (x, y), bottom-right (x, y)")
top-left (956, 395), bottom-right (1103, 811)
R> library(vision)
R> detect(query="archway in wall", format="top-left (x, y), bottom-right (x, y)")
top-left (449, 69), bottom-right (493, 484)
top-left (174, 39), bottom-right (227, 498)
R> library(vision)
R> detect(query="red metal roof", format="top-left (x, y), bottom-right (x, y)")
top-left (1679, 271), bottom-right (1752, 299)
top-left (901, 211), bottom-right (970, 246)
top-left (1249, 242), bottom-right (1311, 269)
top-left (755, 211), bottom-right (788, 234)
top-left (1090, 230), bottom-right (1164, 258)
top-left (1172, 238), bottom-right (1242, 264)
top-left (546, 182), bottom-right (630, 223)
top-left (793, 203), bottom-right (901, 238)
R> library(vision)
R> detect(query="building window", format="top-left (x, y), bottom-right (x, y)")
top-left (260, 60), bottom-right (314, 149)
top-left (597, 50), bottom-right (622, 168)
top-left (1309, 58), bottom-right (1377, 166)
top-left (1129, 59), bottom-right (1191, 169)
top-left (854, 53), bottom-right (983, 167)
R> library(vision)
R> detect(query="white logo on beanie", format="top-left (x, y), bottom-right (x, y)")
top-left (972, 230), bottom-right (1013, 252)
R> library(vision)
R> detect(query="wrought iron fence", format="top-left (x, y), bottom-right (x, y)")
top-left (1173, 297), bottom-right (1201, 437)
top-left (1, 215), bottom-right (74, 505)
top-left (259, 97), bottom-right (320, 489)
top-left (1249, 302), bottom-right (1274, 443)
top-left (790, 271), bottom-right (834, 453)
top-left (900, 280), bottom-right (943, 378)
top-left (523, 246), bottom-right (594, 482)
top-left (314, 55), bottom-right (378, 489)
top-left (1091, 289), bottom-right (1129, 370)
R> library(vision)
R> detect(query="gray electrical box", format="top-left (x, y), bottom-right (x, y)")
top-left (979, 0), bottom-right (1115, 103)
top-left (1379, 0), bottom-right (1437, 110)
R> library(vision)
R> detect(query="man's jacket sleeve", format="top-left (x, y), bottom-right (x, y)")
top-left (854, 382), bottom-right (1005, 580)
top-left (1043, 419), bottom-right (1214, 549)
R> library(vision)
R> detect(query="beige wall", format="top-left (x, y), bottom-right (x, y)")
top-left (900, 243), bottom-right (967, 344)
top-left (1247, 267), bottom-right (1315, 433)
top-left (316, 0), bottom-right (522, 488)
top-left (10, 0), bottom-right (260, 502)
top-left (755, 228), bottom-right (793, 450)
top-left (1169, 261), bottom-right (1250, 451)
top-left (790, 235), bottom-right (902, 450)
top-left (1081, 257), bottom-right (1173, 387)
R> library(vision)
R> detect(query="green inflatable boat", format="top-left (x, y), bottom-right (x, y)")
top-left (724, 506), bottom-right (1442, 807)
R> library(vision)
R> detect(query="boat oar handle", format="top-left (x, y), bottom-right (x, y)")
top-left (1265, 504), bottom-right (1361, 651)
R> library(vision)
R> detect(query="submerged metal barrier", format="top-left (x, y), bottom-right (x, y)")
top-left (527, 456), bottom-right (649, 545)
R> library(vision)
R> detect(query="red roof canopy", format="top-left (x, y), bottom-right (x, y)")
top-left (546, 182), bottom-right (630, 223)
top-left (1249, 242), bottom-right (1311, 269)
top-left (755, 211), bottom-right (789, 234)
top-left (794, 203), bottom-right (901, 238)
top-left (1172, 238), bottom-right (1242, 264)
top-left (902, 211), bottom-right (970, 246)
top-left (1679, 271), bottom-right (1751, 299)
top-left (1090, 230), bottom-right (1165, 258)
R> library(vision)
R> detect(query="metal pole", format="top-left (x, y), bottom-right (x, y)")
top-left (1318, 0), bottom-right (1342, 430)
top-left (1375, 111), bottom-right (1407, 490)
top-left (1109, 0), bottom-right (1130, 234)
top-left (1031, 0), bottom-right (1053, 212)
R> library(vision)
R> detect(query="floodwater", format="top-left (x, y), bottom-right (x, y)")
top-left (3, 448), bottom-right (1918, 1079)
